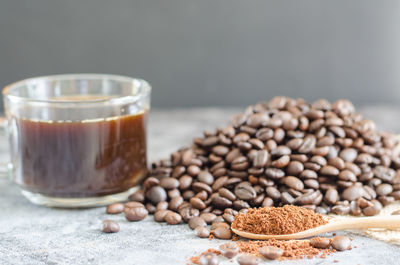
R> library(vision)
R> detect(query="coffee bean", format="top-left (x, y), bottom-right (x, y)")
top-left (233, 132), bottom-right (250, 144)
top-left (247, 113), bottom-right (269, 128)
top-left (379, 196), bottom-right (395, 206)
top-left (212, 145), bottom-right (230, 157)
top-left (304, 179), bottom-right (319, 189)
top-left (331, 236), bottom-right (351, 251)
top-left (165, 212), bottom-right (182, 225)
top-left (271, 145), bottom-right (291, 156)
top-left (106, 203), bottom-right (124, 214)
top-left (213, 226), bottom-right (232, 239)
top-left (338, 170), bottom-right (357, 181)
top-left (295, 190), bottom-right (319, 205)
top-left (171, 166), bottom-right (186, 178)
top-left (195, 226), bottom-right (210, 238)
top-left (128, 189), bottom-right (145, 202)
top-left (203, 136), bottom-right (219, 147)
top-left (124, 201), bottom-right (145, 210)
top-left (188, 216), bottom-right (207, 229)
top-left (328, 157), bottom-right (345, 170)
top-left (373, 166), bottom-right (395, 182)
top-left (350, 200), bottom-right (362, 215)
top-left (237, 254), bottom-right (260, 265)
top-left (265, 168), bottom-right (285, 179)
top-left (391, 210), bottom-right (400, 215)
top-left (324, 188), bottom-right (339, 204)
top-left (259, 246), bottom-right (283, 260)
top-left (253, 150), bottom-right (269, 168)
top-left (180, 207), bottom-right (200, 222)
top-left (310, 155), bottom-right (327, 166)
top-left (144, 177), bottom-right (160, 190)
top-left (190, 197), bottom-right (206, 210)
top-left (271, 155), bottom-right (290, 168)
top-left (169, 196), bottom-right (183, 211)
top-left (168, 188), bottom-right (180, 198)
top-left (286, 161), bottom-right (304, 176)
top-left (219, 188), bottom-right (236, 201)
top-left (187, 165), bottom-right (201, 176)
top-left (125, 207), bottom-right (148, 221)
top-left (199, 252), bottom-right (219, 265)
top-left (226, 149), bottom-right (241, 163)
top-left (183, 190), bottom-right (195, 200)
top-left (281, 192), bottom-right (295, 204)
top-left (154, 210), bottom-right (170, 222)
top-left (320, 165), bottom-right (339, 176)
top-left (363, 200), bottom-right (382, 216)
top-left (298, 135), bottom-right (316, 153)
top-left (102, 220), bottom-right (120, 233)
top-left (331, 205), bottom-right (351, 215)
top-left (340, 148), bottom-right (358, 162)
top-left (310, 237), bottom-right (330, 249)
top-left (179, 175), bottom-right (193, 190)
top-left (147, 186), bottom-right (167, 204)
top-left (283, 176), bottom-right (304, 191)
top-left (234, 183), bottom-right (257, 200)
top-left (192, 182), bottom-right (212, 194)
top-left (300, 170), bottom-right (317, 179)
top-left (376, 183), bottom-right (393, 196)
top-left (212, 196), bottom-right (233, 209)
top-left (341, 186), bottom-right (365, 201)
top-left (211, 221), bottom-right (230, 230)
top-left (219, 242), bottom-right (239, 259)
top-left (200, 213), bottom-right (217, 224)
top-left (146, 203), bottom-right (156, 214)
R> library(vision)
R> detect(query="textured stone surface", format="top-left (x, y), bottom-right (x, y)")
top-left (1, 107), bottom-right (400, 265)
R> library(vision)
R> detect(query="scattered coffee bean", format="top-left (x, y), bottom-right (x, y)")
top-left (189, 216), bottom-right (207, 229)
top-left (213, 226), bottom-right (232, 239)
top-left (310, 237), bottom-right (330, 249)
top-left (106, 203), bottom-right (124, 214)
top-left (154, 210), bottom-right (170, 222)
top-left (124, 201), bottom-right (145, 209)
top-left (146, 186), bottom-right (167, 204)
top-left (101, 220), bottom-right (120, 233)
top-left (258, 246), bottom-right (283, 260)
top-left (125, 207), bottom-right (148, 221)
top-left (219, 242), bottom-right (239, 259)
top-left (237, 254), bottom-right (260, 265)
top-left (165, 211), bottom-right (182, 225)
top-left (331, 236), bottom-right (351, 251)
top-left (195, 226), bottom-right (210, 238)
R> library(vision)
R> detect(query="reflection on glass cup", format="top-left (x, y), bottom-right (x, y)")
top-left (2, 74), bottom-right (151, 207)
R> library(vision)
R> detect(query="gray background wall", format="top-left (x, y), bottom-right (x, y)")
top-left (1, 0), bottom-right (400, 108)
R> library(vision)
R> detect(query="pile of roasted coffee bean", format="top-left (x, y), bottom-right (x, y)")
top-left (109, 97), bottom-right (400, 239)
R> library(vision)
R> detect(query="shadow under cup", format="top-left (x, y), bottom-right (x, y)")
top-left (2, 74), bottom-right (151, 207)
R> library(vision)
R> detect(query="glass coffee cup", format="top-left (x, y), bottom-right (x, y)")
top-left (1, 74), bottom-right (151, 207)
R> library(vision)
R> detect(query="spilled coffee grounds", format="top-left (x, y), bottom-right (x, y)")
top-left (236, 239), bottom-right (335, 260)
top-left (232, 205), bottom-right (328, 235)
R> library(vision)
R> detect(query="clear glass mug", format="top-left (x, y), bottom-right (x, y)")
top-left (1, 74), bottom-right (151, 207)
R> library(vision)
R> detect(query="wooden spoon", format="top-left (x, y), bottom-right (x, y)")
top-left (231, 215), bottom-right (400, 240)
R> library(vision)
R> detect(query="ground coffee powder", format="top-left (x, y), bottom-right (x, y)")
top-left (231, 205), bottom-right (328, 235)
top-left (236, 239), bottom-right (334, 260)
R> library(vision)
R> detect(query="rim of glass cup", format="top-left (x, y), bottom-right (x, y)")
top-left (2, 74), bottom-right (151, 106)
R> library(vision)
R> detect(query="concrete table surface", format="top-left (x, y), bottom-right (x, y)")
top-left (1, 107), bottom-right (400, 265)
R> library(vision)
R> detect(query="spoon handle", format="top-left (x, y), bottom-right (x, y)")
top-left (326, 215), bottom-right (400, 231)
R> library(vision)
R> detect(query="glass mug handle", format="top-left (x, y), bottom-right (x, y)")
top-left (0, 117), bottom-right (10, 178)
